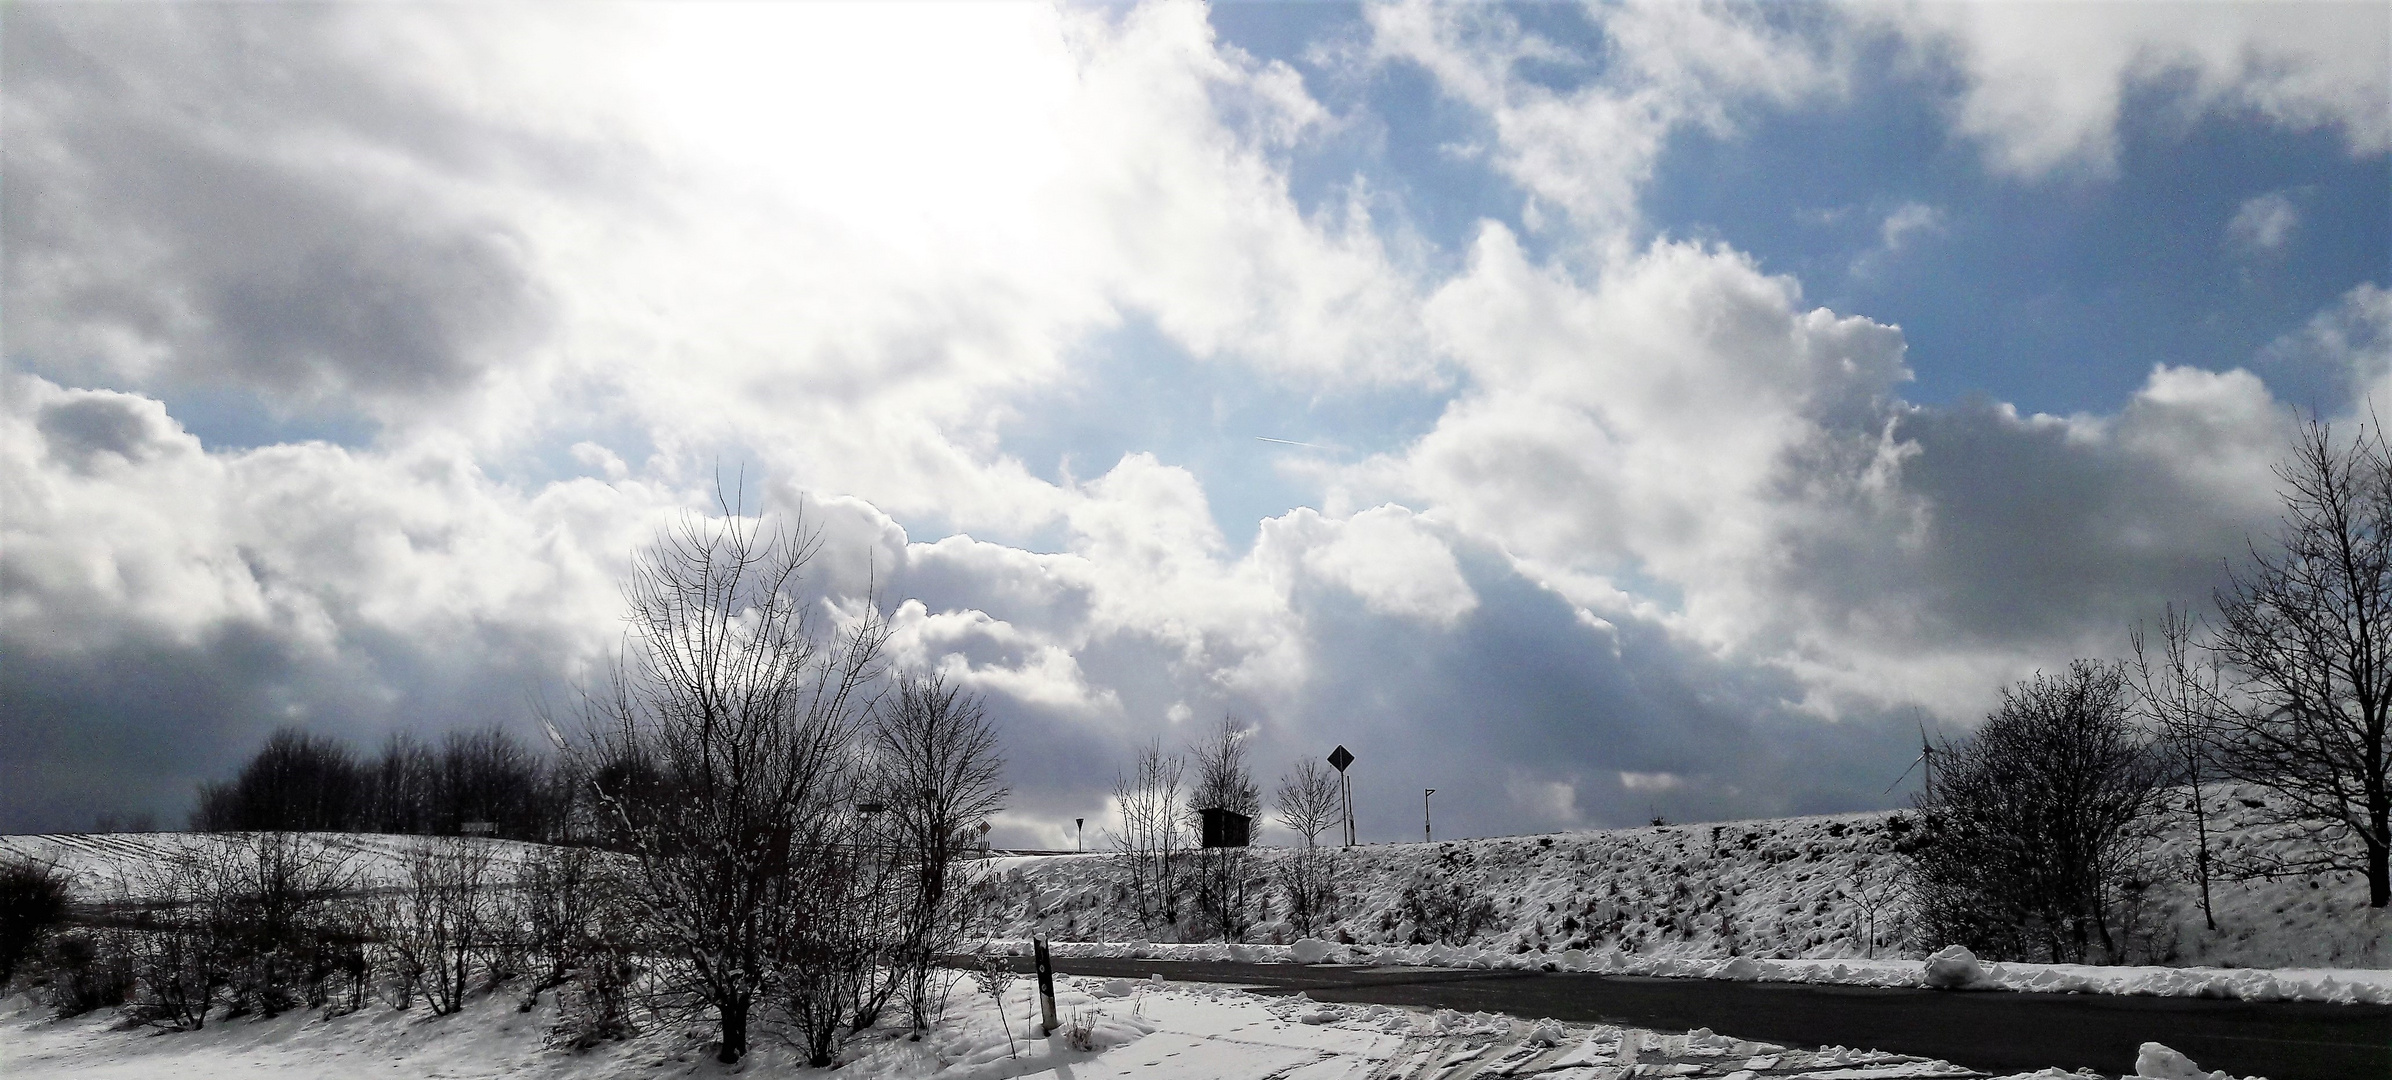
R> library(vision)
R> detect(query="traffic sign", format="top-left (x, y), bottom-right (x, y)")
top-left (1328, 745), bottom-right (1354, 772)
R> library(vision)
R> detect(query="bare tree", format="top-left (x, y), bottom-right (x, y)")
top-left (871, 673), bottom-right (1007, 1034)
top-left (572, 501), bottom-right (887, 1064)
top-left (367, 733), bottom-right (442, 836)
top-left (436, 727), bottom-right (555, 839)
top-left (1106, 740), bottom-right (1188, 932)
top-left (1273, 760), bottom-right (1342, 935)
top-left (1275, 760), bottom-right (1339, 847)
top-left (1904, 662), bottom-right (2172, 963)
top-left (2131, 606), bottom-right (2228, 929)
top-left (191, 728), bottom-right (366, 832)
top-left (1189, 716), bottom-right (1261, 822)
top-left (1188, 717), bottom-right (1259, 940)
top-left (2210, 416), bottom-right (2392, 907)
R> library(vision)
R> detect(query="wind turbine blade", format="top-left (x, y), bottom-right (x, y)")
top-left (1883, 754), bottom-right (1924, 794)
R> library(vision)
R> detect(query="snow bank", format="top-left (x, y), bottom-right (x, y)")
top-left (0, 969), bottom-right (2291, 1080)
top-left (972, 936), bottom-right (2392, 1004)
top-left (968, 784), bottom-right (2390, 976)
top-left (1987, 1042), bottom-right (2263, 1080)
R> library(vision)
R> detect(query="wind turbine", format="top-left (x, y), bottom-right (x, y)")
top-left (1885, 718), bottom-right (1938, 799)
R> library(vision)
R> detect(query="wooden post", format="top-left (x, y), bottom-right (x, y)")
top-left (1033, 936), bottom-right (1058, 1036)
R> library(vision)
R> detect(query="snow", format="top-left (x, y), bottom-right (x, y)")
top-left (972, 935), bottom-right (2392, 1004)
top-left (961, 785), bottom-right (2387, 1004)
top-left (0, 975), bottom-right (2268, 1080)
top-left (0, 832), bottom-right (553, 901)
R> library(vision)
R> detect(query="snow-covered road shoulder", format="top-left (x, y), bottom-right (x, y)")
top-left (0, 975), bottom-right (2264, 1080)
top-left (977, 938), bottom-right (2392, 1005)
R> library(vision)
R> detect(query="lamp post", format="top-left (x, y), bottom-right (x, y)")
top-left (1423, 789), bottom-right (1436, 843)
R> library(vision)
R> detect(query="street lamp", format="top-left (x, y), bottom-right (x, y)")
top-left (1424, 789), bottom-right (1436, 843)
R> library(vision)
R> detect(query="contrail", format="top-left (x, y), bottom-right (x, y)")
top-left (1254, 436), bottom-right (1329, 450)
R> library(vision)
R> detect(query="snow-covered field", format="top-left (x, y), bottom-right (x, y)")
top-left (0, 973), bottom-right (2261, 1080)
top-left (0, 831), bottom-right (553, 900)
top-left (965, 785), bottom-right (2389, 984)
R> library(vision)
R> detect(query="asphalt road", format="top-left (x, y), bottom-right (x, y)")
top-left (972, 956), bottom-right (2390, 1080)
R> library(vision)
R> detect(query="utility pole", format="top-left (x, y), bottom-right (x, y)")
top-left (1424, 789), bottom-right (1436, 843)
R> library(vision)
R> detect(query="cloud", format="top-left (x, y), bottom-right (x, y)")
top-left (0, 373), bottom-right (689, 828)
top-left (2227, 190), bottom-right (2301, 257)
top-left (1617, 771), bottom-right (1683, 793)
top-left (1869, 1), bottom-right (2390, 178)
top-left (1851, 201), bottom-right (1946, 278)
top-left (1329, 218), bottom-right (2297, 727)
top-left (1368, 0), bottom-right (1842, 242)
top-left (2262, 283), bottom-right (2392, 407)
top-left (1261, 504), bottom-right (1478, 626)
top-left (0, 0), bottom-right (2360, 844)
top-left (2, 5), bottom-right (567, 414)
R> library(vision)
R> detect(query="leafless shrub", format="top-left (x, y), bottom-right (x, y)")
top-left (1107, 741), bottom-right (1188, 933)
top-left (972, 956), bottom-right (1018, 1060)
top-left (117, 847), bottom-right (235, 1029)
top-left (1, 856), bottom-right (72, 989)
top-left (215, 833), bottom-right (358, 1018)
top-left (1905, 661), bottom-right (2171, 963)
top-left (371, 837), bottom-right (497, 1016)
top-left (1399, 878), bottom-right (1497, 944)
top-left (513, 843), bottom-right (638, 1045)
top-left (42, 931), bottom-right (133, 1017)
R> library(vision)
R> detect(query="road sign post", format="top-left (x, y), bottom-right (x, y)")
top-left (1034, 936), bottom-right (1058, 1036)
top-left (1328, 745), bottom-right (1355, 846)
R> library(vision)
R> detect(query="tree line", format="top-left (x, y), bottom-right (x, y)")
top-left (1907, 414), bottom-right (2392, 963)
top-left (189, 725), bottom-right (575, 841)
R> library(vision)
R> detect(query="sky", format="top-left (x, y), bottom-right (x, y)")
top-left (3, 0), bottom-right (2386, 842)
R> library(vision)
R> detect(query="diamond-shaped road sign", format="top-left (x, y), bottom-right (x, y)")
top-left (1328, 745), bottom-right (1354, 772)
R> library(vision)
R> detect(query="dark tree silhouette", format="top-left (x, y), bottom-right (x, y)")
top-left (1906, 661), bottom-right (2171, 963)
top-left (2210, 416), bottom-right (2392, 906)
top-left (191, 728), bottom-right (366, 832)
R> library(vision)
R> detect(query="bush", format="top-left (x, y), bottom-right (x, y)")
top-left (1, 857), bottom-right (72, 988)
top-left (1276, 846), bottom-right (1338, 936)
top-left (1400, 878), bottom-right (1497, 944)
top-left (43, 932), bottom-right (132, 1016)
top-left (514, 844), bottom-right (637, 1046)
top-left (1905, 661), bottom-right (2170, 963)
top-left (370, 837), bottom-right (497, 1016)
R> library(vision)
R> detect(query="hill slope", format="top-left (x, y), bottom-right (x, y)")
top-left (968, 784), bottom-right (2387, 971)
